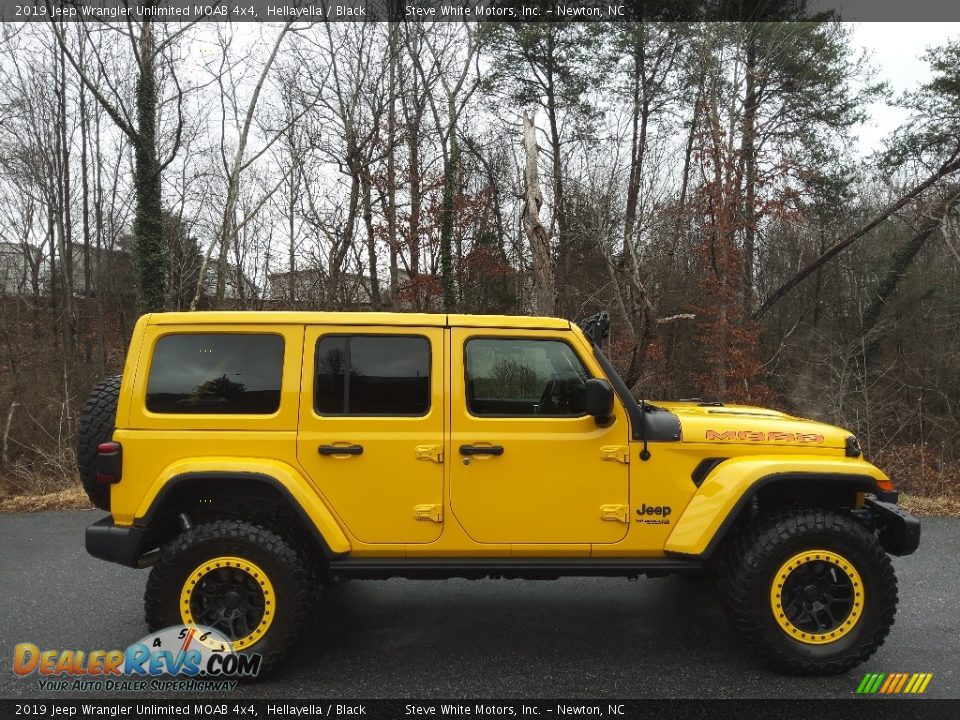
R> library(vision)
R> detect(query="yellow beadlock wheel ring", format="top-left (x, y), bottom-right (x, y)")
top-left (180, 556), bottom-right (275, 651)
top-left (770, 550), bottom-right (864, 645)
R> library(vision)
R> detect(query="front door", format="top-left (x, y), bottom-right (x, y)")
top-left (297, 326), bottom-right (444, 544)
top-left (449, 328), bottom-right (630, 544)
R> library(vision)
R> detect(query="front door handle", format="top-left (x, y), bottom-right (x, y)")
top-left (459, 444), bottom-right (504, 457)
top-left (318, 444), bottom-right (364, 456)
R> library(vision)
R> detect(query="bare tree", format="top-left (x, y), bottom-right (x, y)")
top-left (405, 22), bottom-right (482, 310)
top-left (521, 111), bottom-right (555, 316)
top-left (46, 2), bottom-right (193, 312)
top-left (191, 20), bottom-right (295, 310)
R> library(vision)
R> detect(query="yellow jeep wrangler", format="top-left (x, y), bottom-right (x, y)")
top-left (78, 311), bottom-right (919, 675)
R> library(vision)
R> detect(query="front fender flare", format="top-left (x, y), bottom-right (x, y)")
top-left (135, 457), bottom-right (351, 556)
top-left (664, 455), bottom-right (887, 557)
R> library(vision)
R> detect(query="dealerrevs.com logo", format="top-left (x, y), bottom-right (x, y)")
top-left (13, 626), bottom-right (261, 692)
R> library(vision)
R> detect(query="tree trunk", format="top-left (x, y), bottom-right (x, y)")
top-left (544, 39), bottom-right (567, 245)
top-left (216, 214), bottom-right (230, 304)
top-left (407, 106), bottom-right (422, 306)
top-left (739, 30), bottom-right (759, 314)
top-left (133, 18), bottom-right (166, 313)
top-left (93, 100), bottom-right (107, 373)
top-left (521, 112), bottom-right (555, 316)
top-left (327, 173), bottom-right (361, 308)
top-left (670, 76), bottom-right (704, 270)
top-left (55, 39), bottom-right (77, 355)
top-left (79, 72), bottom-right (92, 299)
top-left (362, 176), bottom-right (381, 310)
top-left (288, 159), bottom-right (297, 305)
top-left (387, 21), bottom-right (399, 308)
top-left (439, 127), bottom-right (459, 312)
top-left (619, 39), bottom-right (654, 346)
top-left (544, 58), bottom-right (569, 298)
top-left (622, 39), bottom-right (648, 263)
top-left (47, 202), bottom-right (57, 314)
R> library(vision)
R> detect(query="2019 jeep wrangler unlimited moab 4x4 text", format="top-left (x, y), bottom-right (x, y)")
top-left (79, 311), bottom-right (920, 675)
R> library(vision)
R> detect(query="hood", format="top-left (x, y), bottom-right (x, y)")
top-left (651, 401), bottom-right (852, 449)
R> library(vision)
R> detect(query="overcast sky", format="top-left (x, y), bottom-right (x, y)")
top-left (851, 22), bottom-right (960, 155)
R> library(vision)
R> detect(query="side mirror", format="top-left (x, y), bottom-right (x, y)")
top-left (584, 378), bottom-right (614, 426)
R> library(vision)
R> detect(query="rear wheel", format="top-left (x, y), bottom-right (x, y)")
top-left (720, 508), bottom-right (898, 674)
top-left (145, 519), bottom-right (312, 675)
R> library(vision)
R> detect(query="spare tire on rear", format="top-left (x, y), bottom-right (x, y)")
top-left (76, 375), bottom-right (121, 511)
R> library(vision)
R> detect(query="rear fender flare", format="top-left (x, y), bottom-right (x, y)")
top-left (135, 457), bottom-right (351, 557)
top-left (665, 455), bottom-right (887, 557)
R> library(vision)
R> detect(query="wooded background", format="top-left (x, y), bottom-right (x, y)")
top-left (1, 12), bottom-right (959, 499)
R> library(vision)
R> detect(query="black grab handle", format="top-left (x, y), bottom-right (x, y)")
top-left (459, 444), bottom-right (504, 456)
top-left (318, 444), bottom-right (364, 456)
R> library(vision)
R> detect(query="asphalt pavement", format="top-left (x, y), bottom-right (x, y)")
top-left (0, 510), bottom-right (956, 699)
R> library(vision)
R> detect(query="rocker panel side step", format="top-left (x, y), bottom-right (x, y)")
top-left (326, 557), bottom-right (703, 580)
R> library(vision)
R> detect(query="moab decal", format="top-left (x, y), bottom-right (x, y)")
top-left (705, 430), bottom-right (824, 443)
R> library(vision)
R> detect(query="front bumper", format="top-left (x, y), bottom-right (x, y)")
top-left (866, 493), bottom-right (921, 556)
top-left (85, 515), bottom-right (147, 567)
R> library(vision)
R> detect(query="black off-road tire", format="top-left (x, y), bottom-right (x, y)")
top-left (76, 375), bottom-right (121, 511)
top-left (145, 519), bottom-right (313, 676)
top-left (720, 508), bottom-right (898, 675)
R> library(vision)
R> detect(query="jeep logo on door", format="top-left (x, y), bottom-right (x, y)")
top-left (705, 430), bottom-right (825, 443)
top-left (636, 504), bottom-right (672, 525)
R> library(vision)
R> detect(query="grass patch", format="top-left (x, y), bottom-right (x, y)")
top-left (0, 485), bottom-right (93, 513)
top-left (899, 494), bottom-right (960, 518)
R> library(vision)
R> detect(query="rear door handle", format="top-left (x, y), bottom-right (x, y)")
top-left (318, 444), bottom-right (364, 456)
top-left (459, 444), bottom-right (504, 457)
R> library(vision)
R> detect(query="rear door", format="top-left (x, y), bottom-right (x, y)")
top-left (297, 326), bottom-right (444, 544)
top-left (449, 328), bottom-right (630, 544)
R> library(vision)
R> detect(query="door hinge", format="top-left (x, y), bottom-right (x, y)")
top-left (415, 445), bottom-right (443, 463)
top-left (600, 445), bottom-right (630, 464)
top-left (600, 504), bottom-right (629, 523)
top-left (414, 504), bottom-right (443, 522)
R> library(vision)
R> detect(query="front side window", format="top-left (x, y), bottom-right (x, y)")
top-left (465, 338), bottom-right (591, 417)
top-left (146, 333), bottom-right (284, 414)
top-left (315, 335), bottom-right (431, 416)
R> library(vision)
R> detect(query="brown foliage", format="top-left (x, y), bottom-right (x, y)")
top-left (0, 296), bottom-right (128, 496)
top-left (872, 443), bottom-right (960, 498)
top-left (685, 178), bottom-right (771, 405)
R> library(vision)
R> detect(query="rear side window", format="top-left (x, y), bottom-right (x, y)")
top-left (146, 333), bottom-right (284, 414)
top-left (315, 335), bottom-right (430, 416)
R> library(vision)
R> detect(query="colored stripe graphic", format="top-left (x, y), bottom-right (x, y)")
top-left (857, 672), bottom-right (932, 694)
top-left (857, 673), bottom-right (884, 695)
top-left (879, 674), bottom-right (896, 693)
top-left (904, 674), bottom-right (920, 693)
top-left (856, 674), bottom-right (876, 693)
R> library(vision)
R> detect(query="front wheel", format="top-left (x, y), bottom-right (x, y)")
top-left (145, 519), bottom-right (312, 675)
top-left (720, 509), bottom-right (898, 675)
